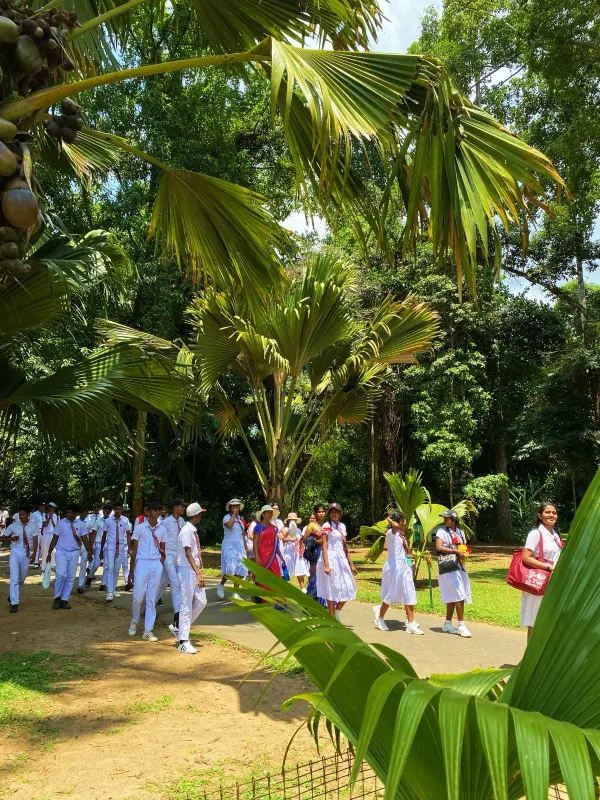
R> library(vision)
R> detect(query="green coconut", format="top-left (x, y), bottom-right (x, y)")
top-left (0, 225), bottom-right (19, 243)
top-left (0, 118), bottom-right (17, 142)
top-left (0, 241), bottom-right (19, 258)
top-left (14, 35), bottom-right (43, 75)
top-left (0, 16), bottom-right (19, 44)
top-left (2, 182), bottom-right (39, 228)
top-left (0, 259), bottom-right (31, 275)
top-left (0, 141), bottom-right (17, 177)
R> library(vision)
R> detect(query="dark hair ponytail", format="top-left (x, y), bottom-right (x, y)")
top-left (535, 502), bottom-right (557, 526)
top-left (388, 510), bottom-right (405, 523)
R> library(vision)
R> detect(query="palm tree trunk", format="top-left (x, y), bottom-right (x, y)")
top-left (131, 410), bottom-right (147, 518)
top-left (494, 434), bottom-right (513, 540)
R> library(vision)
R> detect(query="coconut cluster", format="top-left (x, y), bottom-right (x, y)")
top-left (0, 0), bottom-right (82, 276)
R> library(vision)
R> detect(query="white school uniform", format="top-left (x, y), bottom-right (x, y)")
top-left (380, 529), bottom-right (417, 606)
top-left (54, 518), bottom-right (84, 601)
top-left (159, 514), bottom-right (185, 611)
top-left (89, 513), bottom-right (106, 581)
top-left (177, 522), bottom-right (207, 640)
top-left (221, 514), bottom-right (248, 577)
top-left (38, 511), bottom-right (58, 568)
top-left (282, 522), bottom-right (310, 578)
top-left (520, 525), bottom-right (562, 627)
top-left (29, 510), bottom-right (44, 562)
top-left (316, 522), bottom-right (356, 602)
top-left (131, 520), bottom-right (164, 633)
top-left (75, 517), bottom-right (90, 588)
top-left (102, 516), bottom-right (129, 593)
top-left (435, 527), bottom-right (471, 604)
top-left (3, 520), bottom-right (36, 605)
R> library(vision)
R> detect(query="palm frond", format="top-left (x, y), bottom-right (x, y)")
top-left (384, 469), bottom-right (430, 525)
top-left (0, 264), bottom-right (70, 342)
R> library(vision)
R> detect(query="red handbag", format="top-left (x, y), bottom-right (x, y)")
top-left (506, 532), bottom-right (551, 596)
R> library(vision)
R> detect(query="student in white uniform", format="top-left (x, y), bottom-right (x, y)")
top-left (38, 502), bottom-right (58, 570)
top-left (29, 500), bottom-right (45, 568)
top-left (160, 498), bottom-right (186, 635)
top-left (282, 512), bottom-right (309, 591)
top-left (88, 504), bottom-right (110, 589)
top-left (75, 509), bottom-right (91, 594)
top-left (521, 502), bottom-right (562, 638)
top-left (0, 501), bottom-right (8, 535)
top-left (2, 506), bottom-right (37, 613)
top-left (175, 502), bottom-right (207, 654)
top-left (101, 502), bottom-right (129, 602)
top-left (217, 499), bottom-right (248, 600)
top-left (435, 510), bottom-right (472, 638)
top-left (316, 503), bottom-right (357, 621)
top-left (47, 504), bottom-right (90, 609)
top-left (128, 501), bottom-right (165, 641)
top-left (373, 511), bottom-right (424, 634)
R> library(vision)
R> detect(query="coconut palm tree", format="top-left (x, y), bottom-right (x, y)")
top-left (186, 252), bottom-right (439, 507)
top-left (240, 469), bottom-right (600, 799)
top-left (0, 0), bottom-right (565, 296)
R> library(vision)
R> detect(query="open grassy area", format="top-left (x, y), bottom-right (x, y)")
top-left (351, 547), bottom-right (521, 629)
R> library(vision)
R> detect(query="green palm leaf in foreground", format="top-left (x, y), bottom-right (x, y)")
top-left (238, 470), bottom-right (600, 799)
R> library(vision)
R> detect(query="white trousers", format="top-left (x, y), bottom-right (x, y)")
top-left (178, 567), bottom-right (207, 640)
top-left (90, 541), bottom-right (103, 579)
top-left (9, 548), bottom-right (29, 605)
top-left (54, 549), bottom-right (79, 600)
top-left (132, 559), bottom-right (163, 632)
top-left (103, 547), bottom-right (117, 593)
top-left (114, 548), bottom-right (129, 585)
top-left (39, 533), bottom-right (56, 568)
top-left (158, 558), bottom-right (181, 612)
top-left (77, 544), bottom-right (89, 588)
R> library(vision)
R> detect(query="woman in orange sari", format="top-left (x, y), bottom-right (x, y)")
top-left (252, 505), bottom-right (282, 581)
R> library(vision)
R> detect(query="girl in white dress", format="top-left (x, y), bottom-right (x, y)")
top-left (521, 502), bottom-right (562, 638)
top-left (218, 498), bottom-right (248, 600)
top-left (435, 510), bottom-right (472, 638)
top-left (373, 511), bottom-right (424, 634)
top-left (316, 503), bottom-right (357, 620)
top-left (282, 512), bottom-right (309, 591)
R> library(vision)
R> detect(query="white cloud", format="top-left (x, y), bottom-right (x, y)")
top-left (371, 0), bottom-right (442, 53)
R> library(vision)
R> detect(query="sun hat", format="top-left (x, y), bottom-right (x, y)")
top-left (328, 502), bottom-right (343, 513)
top-left (285, 512), bottom-right (302, 524)
top-left (256, 504), bottom-right (273, 521)
top-left (187, 501), bottom-right (206, 517)
top-left (441, 509), bottom-right (459, 520)
top-left (225, 498), bottom-right (245, 512)
top-left (47, 501), bottom-right (57, 508)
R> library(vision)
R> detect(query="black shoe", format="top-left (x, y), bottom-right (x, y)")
top-left (85, 577), bottom-right (92, 588)
top-left (60, 600), bottom-right (71, 609)
top-left (99, 585), bottom-right (106, 592)
top-left (124, 583), bottom-right (132, 592)
top-left (77, 587), bottom-right (84, 594)
top-left (53, 598), bottom-right (61, 610)
top-left (157, 598), bottom-right (163, 606)
top-left (7, 594), bottom-right (10, 603)
top-left (9, 604), bottom-right (17, 613)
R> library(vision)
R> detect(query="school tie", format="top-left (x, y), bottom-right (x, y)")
top-left (115, 520), bottom-right (120, 556)
top-left (22, 524), bottom-right (30, 557)
top-left (70, 521), bottom-right (82, 547)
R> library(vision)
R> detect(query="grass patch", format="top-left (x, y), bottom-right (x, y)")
top-left (167, 757), bottom-right (278, 800)
top-left (352, 548), bottom-right (521, 628)
top-left (125, 694), bottom-right (173, 714)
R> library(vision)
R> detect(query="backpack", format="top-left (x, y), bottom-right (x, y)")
top-left (303, 535), bottom-right (319, 564)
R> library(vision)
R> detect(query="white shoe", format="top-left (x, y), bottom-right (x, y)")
top-left (168, 624), bottom-right (179, 640)
top-left (113, 591), bottom-right (121, 599)
top-left (178, 640), bottom-right (197, 654)
top-left (375, 617), bottom-right (389, 632)
top-left (372, 605), bottom-right (381, 624)
top-left (128, 622), bottom-right (137, 637)
top-left (334, 610), bottom-right (342, 622)
top-left (442, 620), bottom-right (458, 634)
top-left (216, 584), bottom-right (225, 599)
top-left (457, 623), bottom-right (472, 638)
top-left (231, 592), bottom-right (241, 600)
top-left (106, 592), bottom-right (114, 602)
top-left (301, 587), bottom-right (307, 593)
top-left (406, 622), bottom-right (424, 635)
top-left (142, 631), bottom-right (158, 642)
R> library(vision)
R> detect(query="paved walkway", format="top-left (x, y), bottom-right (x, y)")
top-left (114, 577), bottom-right (526, 677)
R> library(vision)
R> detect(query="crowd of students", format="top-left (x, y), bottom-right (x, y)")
top-left (1, 496), bottom-right (563, 646)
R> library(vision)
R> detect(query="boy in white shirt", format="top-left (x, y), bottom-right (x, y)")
top-left (175, 502), bottom-right (207, 654)
top-left (29, 500), bottom-right (45, 568)
top-left (47, 505), bottom-right (90, 609)
top-left (75, 509), bottom-right (91, 594)
top-left (2, 506), bottom-right (37, 612)
top-left (160, 497), bottom-right (186, 637)
top-left (101, 502), bottom-right (129, 602)
top-left (128, 501), bottom-right (165, 641)
top-left (38, 502), bottom-right (58, 570)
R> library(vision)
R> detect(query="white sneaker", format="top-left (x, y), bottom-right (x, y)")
top-left (406, 622), bottom-right (424, 635)
top-left (301, 587), bottom-right (307, 593)
top-left (178, 640), bottom-right (197, 654)
top-left (442, 620), bottom-right (458, 634)
top-left (457, 623), bottom-right (472, 638)
top-left (231, 592), bottom-right (242, 600)
top-left (128, 622), bottom-right (137, 637)
top-left (142, 631), bottom-right (158, 642)
top-left (168, 624), bottom-right (179, 640)
top-left (372, 605), bottom-right (381, 624)
top-left (216, 584), bottom-right (225, 600)
top-left (106, 592), bottom-right (114, 602)
top-left (375, 617), bottom-right (389, 631)
top-left (113, 591), bottom-right (121, 599)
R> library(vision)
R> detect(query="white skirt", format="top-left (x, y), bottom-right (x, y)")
top-left (316, 551), bottom-right (356, 602)
top-left (438, 569), bottom-right (471, 604)
top-left (282, 542), bottom-right (310, 577)
top-left (521, 592), bottom-right (543, 627)
top-left (380, 559), bottom-right (417, 606)
top-left (221, 533), bottom-right (248, 577)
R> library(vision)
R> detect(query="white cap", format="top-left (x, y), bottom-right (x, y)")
top-left (186, 502), bottom-right (206, 517)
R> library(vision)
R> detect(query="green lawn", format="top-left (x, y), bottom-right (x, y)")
top-left (351, 547), bottom-right (522, 629)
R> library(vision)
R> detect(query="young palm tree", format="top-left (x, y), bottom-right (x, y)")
top-left (240, 469), bottom-right (600, 799)
top-left (187, 253), bottom-right (439, 506)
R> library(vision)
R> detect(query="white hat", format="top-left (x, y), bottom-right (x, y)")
top-left (225, 498), bottom-right (244, 512)
top-left (186, 502), bottom-right (206, 517)
top-left (285, 512), bottom-right (302, 524)
top-left (255, 504), bottom-right (273, 521)
top-left (47, 501), bottom-right (57, 508)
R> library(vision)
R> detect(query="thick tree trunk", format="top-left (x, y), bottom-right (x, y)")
top-left (131, 410), bottom-right (147, 518)
top-left (494, 434), bottom-right (513, 540)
